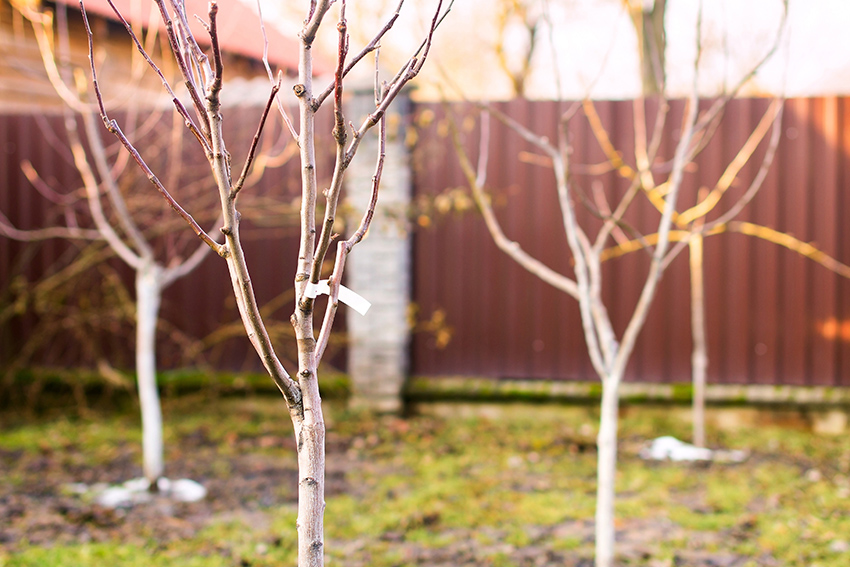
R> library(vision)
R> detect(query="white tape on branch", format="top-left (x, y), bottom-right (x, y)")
top-left (304, 280), bottom-right (371, 316)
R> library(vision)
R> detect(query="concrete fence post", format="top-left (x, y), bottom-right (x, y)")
top-left (343, 87), bottom-right (413, 412)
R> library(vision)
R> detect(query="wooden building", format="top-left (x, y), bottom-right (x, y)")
top-left (0, 0), bottom-right (319, 112)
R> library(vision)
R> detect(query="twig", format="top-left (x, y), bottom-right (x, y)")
top-left (449, 108), bottom-right (579, 299)
top-left (93, 0), bottom-right (211, 154)
top-left (232, 78), bottom-right (282, 197)
top-left (254, 0), bottom-right (297, 141)
top-left (0, 210), bottom-right (101, 241)
top-left (678, 99), bottom-right (782, 226)
top-left (316, 82), bottom-right (388, 362)
top-left (688, 0), bottom-right (788, 154)
top-left (80, 0), bottom-right (225, 257)
top-left (70, 86), bottom-right (153, 258)
top-left (661, 99), bottom-right (785, 270)
top-left (309, 0), bottom-right (351, 285)
top-left (162, 0), bottom-right (213, 139)
top-left (208, 1), bottom-right (223, 98)
top-left (315, 0), bottom-right (406, 108)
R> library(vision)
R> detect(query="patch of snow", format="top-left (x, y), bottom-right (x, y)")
top-left (639, 436), bottom-right (748, 463)
top-left (66, 477), bottom-right (207, 508)
top-left (168, 478), bottom-right (208, 502)
top-left (640, 436), bottom-right (713, 461)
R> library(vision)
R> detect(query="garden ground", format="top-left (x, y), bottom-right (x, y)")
top-left (1, 393), bottom-right (850, 566)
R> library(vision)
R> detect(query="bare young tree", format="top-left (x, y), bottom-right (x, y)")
top-left (1, 0), bottom-right (246, 485)
top-left (78, 0), bottom-right (450, 564)
top-left (449, 2), bottom-right (787, 565)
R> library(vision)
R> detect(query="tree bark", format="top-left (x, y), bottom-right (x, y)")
top-left (135, 260), bottom-right (164, 484)
top-left (626, 0), bottom-right (667, 95)
top-left (595, 374), bottom-right (621, 567)
top-left (690, 234), bottom-right (708, 447)
top-left (294, 383), bottom-right (325, 567)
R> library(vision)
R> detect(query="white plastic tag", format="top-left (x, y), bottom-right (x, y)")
top-left (304, 280), bottom-right (371, 316)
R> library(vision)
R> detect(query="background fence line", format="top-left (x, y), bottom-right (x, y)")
top-left (3, 96), bottom-right (850, 389)
top-left (410, 97), bottom-right (850, 387)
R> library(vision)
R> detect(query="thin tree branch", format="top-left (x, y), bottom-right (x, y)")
top-left (232, 78), bottom-right (282, 197)
top-left (677, 98), bottom-right (782, 226)
top-left (344, 0), bottom-right (451, 156)
top-left (80, 1), bottom-right (225, 256)
top-left (315, 0), bottom-right (406, 108)
top-left (313, 0), bottom-right (449, 287)
top-left (453, 111), bottom-right (580, 298)
top-left (161, 217), bottom-right (223, 288)
top-left (164, 0), bottom-right (215, 135)
top-left (254, 0), bottom-right (298, 140)
top-left (64, 110), bottom-right (143, 269)
top-left (19, 160), bottom-right (77, 206)
top-left (208, 1), bottom-right (223, 95)
top-left (315, 244), bottom-right (348, 363)
top-left (92, 0), bottom-right (211, 154)
top-left (688, 0), bottom-right (788, 151)
top-left (77, 100), bottom-right (153, 257)
top-left (602, 220), bottom-right (850, 282)
top-left (478, 101), bottom-right (558, 160)
top-left (310, 0), bottom-right (350, 285)
top-left (0, 210), bottom-right (101, 241)
top-left (661, 100), bottom-right (784, 270)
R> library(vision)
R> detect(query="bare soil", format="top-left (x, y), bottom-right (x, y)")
top-left (1, 401), bottom-right (842, 567)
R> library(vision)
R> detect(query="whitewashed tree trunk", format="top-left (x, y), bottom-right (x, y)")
top-left (690, 234), bottom-right (708, 447)
top-left (135, 260), bottom-right (164, 483)
top-left (595, 374), bottom-right (621, 567)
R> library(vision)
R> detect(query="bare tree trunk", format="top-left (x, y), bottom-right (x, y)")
top-left (689, 234), bottom-right (707, 447)
top-left (626, 0), bottom-right (667, 95)
top-left (595, 374), bottom-right (621, 567)
top-left (135, 260), bottom-right (164, 484)
top-left (294, 385), bottom-right (325, 567)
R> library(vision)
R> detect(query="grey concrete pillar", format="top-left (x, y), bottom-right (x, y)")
top-left (343, 87), bottom-right (412, 413)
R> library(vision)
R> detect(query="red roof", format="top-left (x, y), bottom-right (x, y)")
top-left (57, 0), bottom-right (331, 75)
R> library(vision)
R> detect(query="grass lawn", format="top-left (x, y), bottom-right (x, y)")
top-left (1, 394), bottom-right (849, 566)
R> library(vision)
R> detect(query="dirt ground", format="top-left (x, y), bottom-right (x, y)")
top-left (0, 424), bottom-right (329, 549)
top-left (0, 439), bottom-right (751, 567)
top-left (1, 400), bottom-right (846, 567)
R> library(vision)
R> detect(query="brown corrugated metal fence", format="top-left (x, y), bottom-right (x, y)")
top-left (409, 97), bottom-right (850, 387)
top-left (0, 107), bottom-right (342, 374)
top-left (3, 97), bottom-right (850, 388)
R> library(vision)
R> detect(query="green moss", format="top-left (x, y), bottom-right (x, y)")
top-left (671, 383), bottom-right (693, 403)
top-left (586, 382), bottom-right (604, 400)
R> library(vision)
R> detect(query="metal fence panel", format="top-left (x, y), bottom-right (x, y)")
top-left (410, 98), bottom-right (850, 387)
top-left (0, 108), bottom-right (342, 374)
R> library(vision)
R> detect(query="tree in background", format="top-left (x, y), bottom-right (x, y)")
top-left (449, 2), bottom-right (787, 564)
top-left (79, 0), bottom-right (450, 565)
top-left (1, 0), bottom-right (296, 486)
top-left (623, 0), bottom-right (666, 96)
top-left (493, 0), bottom-right (541, 97)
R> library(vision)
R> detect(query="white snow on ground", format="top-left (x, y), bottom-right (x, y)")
top-left (640, 436), bottom-right (748, 463)
top-left (66, 478), bottom-right (207, 508)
